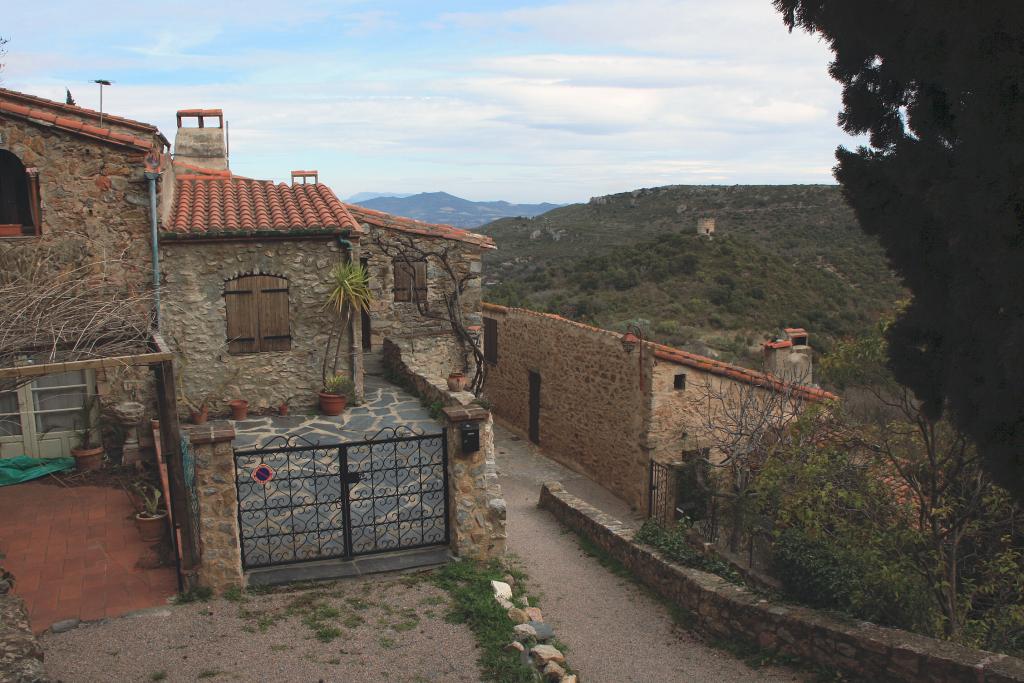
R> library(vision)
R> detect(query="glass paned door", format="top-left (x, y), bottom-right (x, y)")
top-left (0, 370), bottom-right (95, 458)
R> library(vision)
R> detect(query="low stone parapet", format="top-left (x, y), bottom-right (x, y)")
top-left (0, 593), bottom-right (48, 683)
top-left (539, 482), bottom-right (1024, 683)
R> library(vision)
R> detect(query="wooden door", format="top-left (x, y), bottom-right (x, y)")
top-left (528, 371), bottom-right (541, 445)
top-left (360, 258), bottom-right (372, 350)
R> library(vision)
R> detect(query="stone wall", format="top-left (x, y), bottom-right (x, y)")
top-left (384, 339), bottom-right (506, 560)
top-left (186, 423), bottom-right (244, 592)
top-left (648, 362), bottom-right (733, 465)
top-left (0, 112), bottom-right (163, 443)
top-left (160, 238), bottom-right (353, 416)
top-left (482, 305), bottom-right (654, 509)
top-left (360, 231), bottom-right (483, 380)
top-left (0, 592), bottom-right (47, 683)
top-left (540, 482), bottom-right (1024, 683)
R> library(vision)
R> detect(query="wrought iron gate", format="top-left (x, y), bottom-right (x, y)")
top-left (233, 427), bottom-right (449, 570)
top-left (648, 459), bottom-right (675, 525)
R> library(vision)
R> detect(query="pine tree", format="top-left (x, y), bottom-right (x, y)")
top-left (774, 1), bottom-right (1024, 502)
top-left (65, 88), bottom-right (75, 106)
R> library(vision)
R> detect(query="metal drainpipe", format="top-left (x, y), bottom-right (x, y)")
top-left (145, 171), bottom-right (161, 331)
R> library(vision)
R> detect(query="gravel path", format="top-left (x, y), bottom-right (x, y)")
top-left (494, 422), bottom-right (806, 683)
top-left (42, 572), bottom-right (479, 683)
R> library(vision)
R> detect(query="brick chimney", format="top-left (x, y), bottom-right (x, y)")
top-left (291, 170), bottom-right (318, 185)
top-left (763, 328), bottom-right (813, 384)
top-left (174, 109), bottom-right (227, 170)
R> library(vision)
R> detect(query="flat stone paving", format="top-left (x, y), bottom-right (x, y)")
top-left (230, 375), bottom-right (442, 449)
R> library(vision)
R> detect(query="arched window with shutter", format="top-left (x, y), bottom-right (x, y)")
top-left (224, 274), bottom-right (291, 354)
top-left (0, 150), bottom-right (41, 237)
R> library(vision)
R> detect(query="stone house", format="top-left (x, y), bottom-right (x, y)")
top-left (159, 110), bottom-right (495, 414)
top-left (2, 88), bottom-right (495, 432)
top-left (0, 87), bottom-right (168, 457)
top-left (481, 304), bottom-right (833, 510)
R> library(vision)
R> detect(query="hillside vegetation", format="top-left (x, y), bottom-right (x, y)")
top-left (479, 185), bottom-right (904, 362)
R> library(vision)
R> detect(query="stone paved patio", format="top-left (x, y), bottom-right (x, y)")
top-left (230, 376), bottom-right (442, 449)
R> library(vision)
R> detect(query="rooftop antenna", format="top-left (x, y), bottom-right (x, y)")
top-left (92, 79), bottom-right (113, 125)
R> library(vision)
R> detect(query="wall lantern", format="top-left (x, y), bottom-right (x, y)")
top-left (620, 323), bottom-right (645, 390)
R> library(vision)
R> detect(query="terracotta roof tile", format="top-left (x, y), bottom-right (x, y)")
top-left (0, 87), bottom-right (168, 148)
top-left (0, 98), bottom-right (156, 152)
top-left (164, 176), bottom-right (361, 239)
top-left (480, 302), bottom-right (835, 402)
top-left (345, 203), bottom-right (496, 250)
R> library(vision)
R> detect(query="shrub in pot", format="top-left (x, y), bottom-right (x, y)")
top-left (70, 397), bottom-right (105, 472)
top-left (133, 481), bottom-right (168, 543)
top-left (319, 374), bottom-right (355, 416)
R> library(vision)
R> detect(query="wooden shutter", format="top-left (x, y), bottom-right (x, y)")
top-left (484, 317), bottom-right (498, 364)
top-left (257, 275), bottom-right (291, 352)
top-left (224, 277), bottom-right (259, 353)
top-left (26, 169), bottom-right (41, 236)
top-left (393, 260), bottom-right (421, 303)
top-left (413, 261), bottom-right (427, 302)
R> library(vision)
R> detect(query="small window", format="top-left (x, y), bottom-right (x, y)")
top-left (483, 317), bottom-right (498, 364)
top-left (394, 259), bottom-right (427, 303)
top-left (224, 274), bottom-right (291, 354)
top-left (0, 150), bottom-right (41, 237)
top-left (673, 373), bottom-right (686, 391)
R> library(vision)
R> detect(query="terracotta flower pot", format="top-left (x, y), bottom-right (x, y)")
top-left (447, 372), bottom-right (466, 391)
top-left (71, 445), bottom-right (104, 472)
top-left (136, 511), bottom-right (168, 543)
top-left (278, 403), bottom-right (289, 416)
top-left (190, 406), bottom-right (209, 425)
top-left (229, 399), bottom-right (249, 420)
top-left (318, 392), bottom-right (347, 416)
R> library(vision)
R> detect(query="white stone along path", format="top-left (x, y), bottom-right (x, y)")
top-left (494, 422), bottom-right (806, 683)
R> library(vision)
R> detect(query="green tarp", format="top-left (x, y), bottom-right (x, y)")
top-left (0, 456), bottom-right (75, 486)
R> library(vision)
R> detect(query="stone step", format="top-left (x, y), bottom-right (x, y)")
top-left (363, 350), bottom-right (385, 376)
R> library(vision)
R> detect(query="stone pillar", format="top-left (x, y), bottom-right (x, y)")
top-left (443, 405), bottom-right (507, 560)
top-left (185, 423), bottom-right (245, 592)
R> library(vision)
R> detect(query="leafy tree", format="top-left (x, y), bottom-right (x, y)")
top-left (774, 1), bottom-right (1024, 502)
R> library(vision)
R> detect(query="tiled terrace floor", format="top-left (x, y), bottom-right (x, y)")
top-left (0, 482), bottom-right (178, 633)
top-left (230, 375), bottom-right (442, 449)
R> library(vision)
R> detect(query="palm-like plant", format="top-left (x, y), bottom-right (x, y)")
top-left (321, 261), bottom-right (373, 389)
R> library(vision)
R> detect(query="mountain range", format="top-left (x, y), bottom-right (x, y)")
top-left (348, 191), bottom-right (561, 229)
top-left (478, 184), bottom-right (904, 364)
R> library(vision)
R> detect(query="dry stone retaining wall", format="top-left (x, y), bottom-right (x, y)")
top-left (0, 592), bottom-right (48, 683)
top-left (539, 482), bottom-right (1024, 683)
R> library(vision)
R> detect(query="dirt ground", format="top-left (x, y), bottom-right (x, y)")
top-left (42, 571), bottom-right (480, 683)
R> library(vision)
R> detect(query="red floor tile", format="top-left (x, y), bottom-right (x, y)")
top-left (0, 481), bottom-right (177, 633)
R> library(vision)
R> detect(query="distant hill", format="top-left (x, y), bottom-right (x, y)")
top-left (346, 192), bottom-right (414, 203)
top-left (352, 192), bottom-right (561, 229)
top-left (479, 184), bottom-right (904, 363)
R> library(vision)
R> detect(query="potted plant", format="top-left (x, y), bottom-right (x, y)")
top-left (278, 396), bottom-right (294, 416)
top-left (228, 399), bottom-right (249, 420)
top-left (447, 370), bottom-right (467, 392)
top-left (133, 481), bottom-right (168, 543)
top-left (320, 260), bottom-right (373, 404)
top-left (320, 374), bottom-right (355, 416)
top-left (70, 397), bottom-right (105, 472)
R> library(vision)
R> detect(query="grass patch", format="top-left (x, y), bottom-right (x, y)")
top-left (149, 672), bottom-right (167, 681)
top-left (197, 670), bottom-right (222, 679)
top-left (173, 585), bottom-right (213, 604)
top-left (430, 561), bottom-right (541, 683)
top-left (222, 586), bottom-right (245, 602)
top-left (634, 520), bottom-right (745, 585)
top-left (576, 533), bottom-right (633, 579)
top-left (378, 635), bottom-right (397, 650)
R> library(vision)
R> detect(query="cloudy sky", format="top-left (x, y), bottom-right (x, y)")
top-left (0, 0), bottom-right (853, 203)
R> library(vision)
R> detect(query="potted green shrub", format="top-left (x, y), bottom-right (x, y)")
top-left (133, 481), bottom-right (168, 543)
top-left (320, 374), bottom-right (355, 416)
top-left (70, 397), bottom-right (105, 472)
